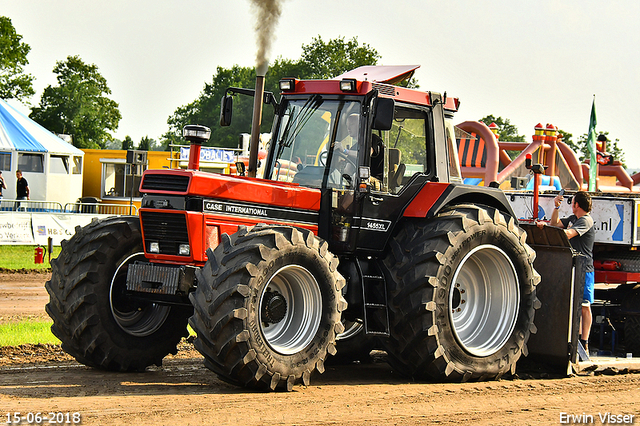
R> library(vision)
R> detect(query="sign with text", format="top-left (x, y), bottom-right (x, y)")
top-left (179, 147), bottom-right (235, 163)
top-left (0, 214), bottom-right (34, 244)
top-left (0, 213), bottom-right (108, 245)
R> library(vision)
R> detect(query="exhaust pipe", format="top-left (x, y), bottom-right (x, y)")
top-left (247, 74), bottom-right (265, 178)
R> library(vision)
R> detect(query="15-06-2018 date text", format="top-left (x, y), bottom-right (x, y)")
top-left (5, 412), bottom-right (81, 424)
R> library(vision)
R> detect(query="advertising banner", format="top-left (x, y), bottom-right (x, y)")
top-left (1, 213), bottom-right (109, 245)
top-left (0, 213), bottom-right (34, 244)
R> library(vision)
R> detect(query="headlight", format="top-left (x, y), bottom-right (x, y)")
top-left (279, 78), bottom-right (295, 91)
top-left (149, 242), bottom-right (160, 253)
top-left (206, 225), bottom-right (219, 251)
top-left (340, 78), bottom-right (357, 92)
top-left (178, 244), bottom-right (191, 256)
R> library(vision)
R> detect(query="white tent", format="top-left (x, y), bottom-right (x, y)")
top-left (0, 99), bottom-right (84, 206)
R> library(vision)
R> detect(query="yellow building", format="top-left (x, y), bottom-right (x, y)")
top-left (81, 148), bottom-right (234, 213)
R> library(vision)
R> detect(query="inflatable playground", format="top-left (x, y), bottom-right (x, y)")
top-left (455, 121), bottom-right (639, 193)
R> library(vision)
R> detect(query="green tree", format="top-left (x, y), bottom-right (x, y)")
top-left (104, 138), bottom-right (121, 149)
top-left (162, 36), bottom-right (382, 149)
top-left (298, 35), bottom-right (380, 79)
top-left (0, 16), bottom-right (35, 101)
top-left (557, 129), bottom-right (573, 148)
top-left (569, 131), bottom-right (626, 168)
top-left (138, 135), bottom-right (157, 151)
top-left (479, 115), bottom-right (525, 142)
top-left (479, 115), bottom-right (526, 160)
top-left (163, 64), bottom-right (258, 150)
top-left (121, 135), bottom-right (133, 150)
top-left (30, 55), bottom-right (121, 149)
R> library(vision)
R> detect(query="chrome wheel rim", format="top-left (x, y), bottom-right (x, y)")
top-left (260, 265), bottom-right (322, 355)
top-left (449, 244), bottom-right (520, 357)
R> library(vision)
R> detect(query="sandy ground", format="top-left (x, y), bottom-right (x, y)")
top-left (0, 271), bottom-right (51, 324)
top-left (1, 272), bottom-right (640, 425)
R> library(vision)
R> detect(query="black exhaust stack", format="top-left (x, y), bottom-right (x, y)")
top-left (247, 73), bottom-right (265, 178)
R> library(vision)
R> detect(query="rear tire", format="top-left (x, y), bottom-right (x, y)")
top-left (45, 216), bottom-right (191, 371)
top-left (381, 205), bottom-right (540, 381)
top-left (189, 224), bottom-right (347, 391)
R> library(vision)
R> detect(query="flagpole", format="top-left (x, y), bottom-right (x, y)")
top-left (587, 95), bottom-right (597, 192)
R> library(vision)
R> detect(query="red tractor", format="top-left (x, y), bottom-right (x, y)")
top-left (46, 66), bottom-right (540, 391)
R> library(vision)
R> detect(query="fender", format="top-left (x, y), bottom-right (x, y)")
top-left (403, 182), bottom-right (517, 219)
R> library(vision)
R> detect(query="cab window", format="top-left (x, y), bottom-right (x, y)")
top-left (378, 107), bottom-right (428, 194)
top-left (269, 98), bottom-right (361, 190)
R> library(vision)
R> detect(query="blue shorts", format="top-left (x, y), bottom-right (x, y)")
top-left (582, 271), bottom-right (594, 306)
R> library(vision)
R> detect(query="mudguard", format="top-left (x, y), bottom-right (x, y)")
top-left (520, 223), bottom-right (583, 370)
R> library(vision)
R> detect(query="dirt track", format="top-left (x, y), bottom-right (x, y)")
top-left (2, 272), bottom-right (640, 425)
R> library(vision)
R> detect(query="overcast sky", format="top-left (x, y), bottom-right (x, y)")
top-left (3, 0), bottom-right (639, 167)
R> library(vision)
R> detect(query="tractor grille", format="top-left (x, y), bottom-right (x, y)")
top-left (141, 174), bottom-right (190, 192)
top-left (140, 211), bottom-right (189, 256)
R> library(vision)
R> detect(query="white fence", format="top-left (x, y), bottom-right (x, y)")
top-left (0, 201), bottom-right (138, 245)
top-left (0, 199), bottom-right (137, 215)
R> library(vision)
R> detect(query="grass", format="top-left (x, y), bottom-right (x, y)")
top-left (0, 321), bottom-right (195, 347)
top-left (0, 245), bottom-right (62, 270)
top-left (0, 245), bottom-right (196, 347)
top-left (0, 320), bottom-right (59, 346)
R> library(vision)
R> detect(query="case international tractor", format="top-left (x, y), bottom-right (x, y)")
top-left (46, 65), bottom-right (542, 391)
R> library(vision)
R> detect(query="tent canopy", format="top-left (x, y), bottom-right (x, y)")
top-left (0, 98), bottom-right (83, 155)
top-left (0, 99), bottom-right (84, 204)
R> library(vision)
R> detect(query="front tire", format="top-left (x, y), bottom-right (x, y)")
top-left (45, 216), bottom-right (191, 371)
top-left (189, 224), bottom-right (347, 391)
top-left (382, 205), bottom-right (541, 381)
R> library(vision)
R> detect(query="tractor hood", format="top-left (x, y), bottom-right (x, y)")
top-left (139, 169), bottom-right (322, 212)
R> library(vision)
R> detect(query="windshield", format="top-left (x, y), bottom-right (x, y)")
top-left (268, 98), bottom-right (362, 189)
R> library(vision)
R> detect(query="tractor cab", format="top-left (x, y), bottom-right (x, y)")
top-left (246, 68), bottom-right (463, 254)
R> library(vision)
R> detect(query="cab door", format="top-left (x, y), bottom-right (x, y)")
top-left (355, 105), bottom-right (433, 252)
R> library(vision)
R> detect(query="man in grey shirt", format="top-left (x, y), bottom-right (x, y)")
top-left (538, 191), bottom-right (595, 352)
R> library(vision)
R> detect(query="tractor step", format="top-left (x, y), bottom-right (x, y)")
top-left (357, 259), bottom-right (390, 336)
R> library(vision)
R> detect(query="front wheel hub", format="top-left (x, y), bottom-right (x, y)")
top-left (262, 290), bottom-right (288, 325)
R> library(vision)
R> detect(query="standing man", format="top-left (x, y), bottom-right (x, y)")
top-left (14, 169), bottom-right (29, 211)
top-left (0, 170), bottom-right (6, 199)
top-left (537, 191), bottom-right (595, 352)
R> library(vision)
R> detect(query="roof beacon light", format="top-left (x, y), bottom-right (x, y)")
top-left (340, 78), bottom-right (357, 92)
top-left (183, 124), bottom-right (211, 171)
top-left (183, 125), bottom-right (211, 144)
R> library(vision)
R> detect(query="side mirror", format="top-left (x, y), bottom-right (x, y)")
top-left (220, 95), bottom-right (233, 127)
top-left (372, 98), bottom-right (394, 131)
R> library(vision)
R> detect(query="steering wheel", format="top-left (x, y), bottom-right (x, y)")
top-left (318, 149), bottom-right (357, 170)
top-left (318, 150), bottom-right (329, 166)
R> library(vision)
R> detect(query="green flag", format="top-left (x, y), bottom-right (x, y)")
top-left (586, 97), bottom-right (597, 191)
